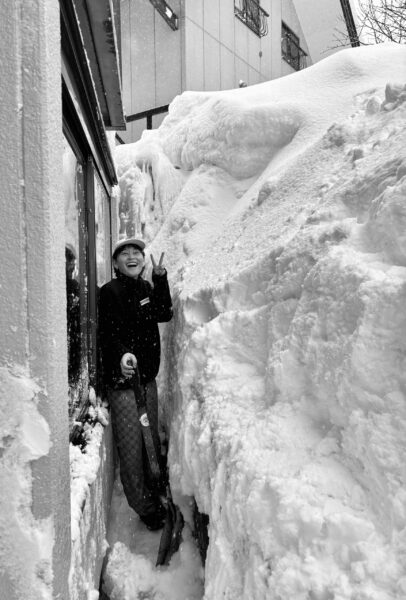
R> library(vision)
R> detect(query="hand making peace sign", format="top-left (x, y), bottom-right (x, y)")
top-left (151, 252), bottom-right (166, 276)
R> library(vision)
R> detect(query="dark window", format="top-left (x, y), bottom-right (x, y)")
top-left (281, 22), bottom-right (307, 71)
top-left (63, 136), bottom-right (88, 425)
top-left (61, 0), bottom-right (118, 443)
top-left (86, 165), bottom-right (112, 397)
top-left (63, 130), bottom-right (113, 436)
top-left (234, 0), bottom-right (269, 38)
top-left (62, 89), bottom-right (113, 437)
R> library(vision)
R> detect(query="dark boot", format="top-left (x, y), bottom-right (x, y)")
top-left (140, 503), bottom-right (166, 531)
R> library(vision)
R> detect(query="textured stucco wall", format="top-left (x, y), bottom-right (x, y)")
top-left (0, 1), bottom-right (71, 599)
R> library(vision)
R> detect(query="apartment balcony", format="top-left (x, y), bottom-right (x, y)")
top-left (234, 0), bottom-right (269, 38)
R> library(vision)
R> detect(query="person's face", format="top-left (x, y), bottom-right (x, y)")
top-left (114, 245), bottom-right (145, 278)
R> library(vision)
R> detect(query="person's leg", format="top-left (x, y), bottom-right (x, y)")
top-left (109, 388), bottom-right (157, 517)
top-left (142, 379), bottom-right (161, 476)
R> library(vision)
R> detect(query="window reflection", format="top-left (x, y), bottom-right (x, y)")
top-left (63, 136), bottom-right (86, 422)
top-left (94, 173), bottom-right (110, 287)
top-left (65, 244), bottom-right (80, 382)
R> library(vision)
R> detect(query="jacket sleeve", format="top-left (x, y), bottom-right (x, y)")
top-left (98, 284), bottom-right (131, 362)
top-left (150, 270), bottom-right (173, 323)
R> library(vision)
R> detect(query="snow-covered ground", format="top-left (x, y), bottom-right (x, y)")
top-left (102, 480), bottom-right (204, 600)
top-left (105, 43), bottom-right (406, 599)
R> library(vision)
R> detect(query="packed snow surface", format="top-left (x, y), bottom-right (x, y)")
top-left (109, 44), bottom-right (406, 599)
top-left (102, 480), bottom-right (204, 600)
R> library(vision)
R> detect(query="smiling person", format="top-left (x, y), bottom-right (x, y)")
top-left (98, 238), bottom-right (173, 531)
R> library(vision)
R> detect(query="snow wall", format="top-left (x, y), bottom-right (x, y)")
top-left (113, 43), bottom-right (406, 599)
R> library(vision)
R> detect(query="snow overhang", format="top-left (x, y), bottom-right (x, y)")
top-left (74, 0), bottom-right (126, 130)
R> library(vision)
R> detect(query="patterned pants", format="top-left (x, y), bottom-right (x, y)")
top-left (109, 380), bottom-right (163, 517)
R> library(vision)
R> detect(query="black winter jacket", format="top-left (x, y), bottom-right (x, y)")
top-left (98, 270), bottom-right (173, 388)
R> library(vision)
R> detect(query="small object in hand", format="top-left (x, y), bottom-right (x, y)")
top-left (120, 352), bottom-right (137, 378)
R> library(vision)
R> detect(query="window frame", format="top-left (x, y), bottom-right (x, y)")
top-left (88, 165), bottom-right (113, 392)
top-left (61, 0), bottom-right (117, 442)
top-left (63, 102), bottom-right (113, 441)
top-left (281, 21), bottom-right (308, 72)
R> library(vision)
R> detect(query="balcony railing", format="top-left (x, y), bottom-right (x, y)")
top-left (126, 104), bottom-right (169, 130)
top-left (281, 25), bottom-right (307, 71)
top-left (234, 0), bottom-right (269, 38)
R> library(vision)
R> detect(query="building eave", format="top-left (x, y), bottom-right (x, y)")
top-left (73, 0), bottom-right (126, 130)
top-left (61, 0), bottom-right (119, 186)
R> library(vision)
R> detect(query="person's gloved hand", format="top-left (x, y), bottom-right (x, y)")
top-left (120, 353), bottom-right (137, 378)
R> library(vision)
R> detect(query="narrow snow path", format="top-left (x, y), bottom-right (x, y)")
top-left (101, 480), bottom-right (204, 600)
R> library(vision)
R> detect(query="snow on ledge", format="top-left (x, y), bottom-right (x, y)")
top-left (69, 396), bottom-right (111, 600)
top-left (0, 366), bottom-right (53, 599)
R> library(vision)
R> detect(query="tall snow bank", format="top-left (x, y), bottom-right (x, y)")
top-left (113, 44), bottom-right (406, 599)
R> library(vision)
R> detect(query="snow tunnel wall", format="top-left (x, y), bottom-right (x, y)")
top-left (114, 44), bottom-right (406, 600)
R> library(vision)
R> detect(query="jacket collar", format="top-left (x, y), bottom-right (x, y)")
top-left (115, 270), bottom-right (144, 288)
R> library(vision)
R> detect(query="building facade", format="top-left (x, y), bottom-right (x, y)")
top-left (0, 0), bottom-right (124, 598)
top-left (293, 0), bottom-right (359, 63)
top-left (121, 0), bottom-right (312, 143)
